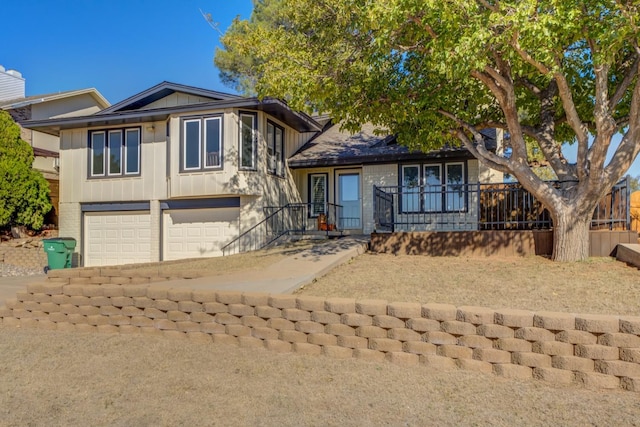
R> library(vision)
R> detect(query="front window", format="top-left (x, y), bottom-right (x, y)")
top-left (267, 121), bottom-right (284, 176)
top-left (400, 161), bottom-right (467, 213)
top-left (89, 128), bottom-right (140, 177)
top-left (309, 173), bottom-right (327, 217)
top-left (240, 112), bottom-right (256, 170)
top-left (424, 164), bottom-right (442, 211)
top-left (446, 163), bottom-right (465, 211)
top-left (182, 116), bottom-right (223, 171)
top-left (401, 165), bottom-right (420, 212)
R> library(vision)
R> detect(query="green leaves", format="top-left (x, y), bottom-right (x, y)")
top-left (0, 111), bottom-right (51, 230)
top-left (216, 0), bottom-right (639, 177)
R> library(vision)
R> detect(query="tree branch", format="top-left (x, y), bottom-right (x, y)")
top-left (476, 0), bottom-right (499, 13)
top-left (510, 32), bottom-right (551, 75)
top-left (610, 53), bottom-right (640, 109)
top-left (605, 59), bottom-right (640, 188)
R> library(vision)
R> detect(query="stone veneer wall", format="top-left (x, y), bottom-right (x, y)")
top-left (1, 268), bottom-right (640, 392)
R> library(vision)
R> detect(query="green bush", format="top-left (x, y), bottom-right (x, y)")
top-left (0, 111), bottom-right (51, 230)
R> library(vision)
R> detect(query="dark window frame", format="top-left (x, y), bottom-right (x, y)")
top-left (308, 173), bottom-right (328, 218)
top-left (398, 160), bottom-right (468, 213)
top-left (88, 127), bottom-right (141, 179)
top-left (239, 111), bottom-right (257, 171)
top-left (267, 120), bottom-right (285, 177)
top-left (179, 114), bottom-right (224, 173)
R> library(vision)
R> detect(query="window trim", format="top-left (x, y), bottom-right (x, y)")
top-left (179, 114), bottom-right (224, 173)
top-left (308, 173), bottom-right (328, 218)
top-left (444, 161), bottom-right (466, 212)
top-left (267, 120), bottom-right (285, 177)
top-left (400, 164), bottom-right (421, 213)
top-left (398, 160), bottom-right (468, 213)
top-left (125, 128), bottom-right (141, 176)
top-left (239, 111), bottom-right (257, 171)
top-left (88, 127), bottom-right (141, 179)
top-left (423, 163), bottom-right (443, 212)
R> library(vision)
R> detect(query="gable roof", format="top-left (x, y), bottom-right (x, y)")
top-left (0, 88), bottom-right (110, 110)
top-left (98, 81), bottom-right (242, 114)
top-left (288, 123), bottom-right (494, 168)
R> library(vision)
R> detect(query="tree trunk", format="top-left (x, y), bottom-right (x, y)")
top-left (552, 210), bottom-right (591, 262)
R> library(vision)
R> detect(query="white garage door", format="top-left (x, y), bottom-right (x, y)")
top-left (84, 211), bottom-right (152, 267)
top-left (163, 208), bottom-right (240, 261)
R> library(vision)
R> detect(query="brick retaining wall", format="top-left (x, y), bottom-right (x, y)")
top-left (1, 269), bottom-right (639, 392)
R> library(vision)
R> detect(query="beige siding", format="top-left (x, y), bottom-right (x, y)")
top-left (31, 93), bottom-right (103, 120)
top-left (145, 92), bottom-right (220, 110)
top-left (362, 164), bottom-right (398, 234)
top-left (59, 123), bottom-right (167, 204)
top-left (168, 109), bottom-right (304, 204)
top-left (290, 131), bottom-right (317, 156)
top-left (57, 202), bottom-right (82, 262)
top-left (31, 131), bottom-right (59, 152)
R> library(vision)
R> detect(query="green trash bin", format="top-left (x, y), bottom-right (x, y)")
top-left (43, 238), bottom-right (77, 271)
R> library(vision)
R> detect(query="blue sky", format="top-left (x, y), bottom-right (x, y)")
top-left (3, 1), bottom-right (638, 177)
top-left (2, 0), bottom-right (253, 103)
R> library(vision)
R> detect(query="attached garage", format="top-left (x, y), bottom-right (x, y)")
top-left (84, 210), bottom-right (152, 267)
top-left (162, 208), bottom-right (240, 260)
top-left (161, 198), bottom-right (241, 261)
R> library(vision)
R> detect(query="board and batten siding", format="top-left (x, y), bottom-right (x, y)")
top-left (59, 123), bottom-right (167, 204)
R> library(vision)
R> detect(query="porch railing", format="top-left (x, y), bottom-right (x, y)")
top-left (221, 202), bottom-right (343, 256)
top-left (374, 177), bottom-right (631, 232)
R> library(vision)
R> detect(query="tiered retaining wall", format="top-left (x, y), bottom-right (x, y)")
top-left (0, 245), bottom-right (48, 269)
top-left (1, 269), bottom-right (640, 392)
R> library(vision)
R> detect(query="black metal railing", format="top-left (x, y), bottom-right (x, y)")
top-left (221, 202), bottom-right (343, 256)
top-left (374, 177), bottom-right (630, 232)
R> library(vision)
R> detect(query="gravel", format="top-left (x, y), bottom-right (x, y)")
top-left (0, 262), bottom-right (44, 277)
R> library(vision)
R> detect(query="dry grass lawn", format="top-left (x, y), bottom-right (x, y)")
top-left (2, 247), bottom-right (640, 425)
top-left (2, 326), bottom-right (640, 426)
top-left (298, 253), bottom-right (640, 315)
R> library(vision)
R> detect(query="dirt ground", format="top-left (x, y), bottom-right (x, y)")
top-left (2, 250), bottom-right (640, 425)
top-left (298, 254), bottom-right (640, 315)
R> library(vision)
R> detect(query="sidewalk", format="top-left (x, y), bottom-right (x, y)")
top-left (0, 236), bottom-right (369, 305)
top-left (155, 235), bottom-right (369, 294)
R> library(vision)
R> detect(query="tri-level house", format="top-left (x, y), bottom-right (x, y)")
top-left (24, 81), bottom-right (629, 266)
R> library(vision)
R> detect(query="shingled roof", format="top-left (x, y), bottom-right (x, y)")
top-left (288, 123), bottom-right (495, 168)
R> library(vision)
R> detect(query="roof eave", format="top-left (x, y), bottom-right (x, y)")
top-left (288, 149), bottom-right (475, 169)
top-left (23, 98), bottom-right (322, 135)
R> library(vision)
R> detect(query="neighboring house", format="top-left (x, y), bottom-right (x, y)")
top-left (0, 65), bottom-right (110, 225)
top-left (23, 81), bottom-right (505, 267)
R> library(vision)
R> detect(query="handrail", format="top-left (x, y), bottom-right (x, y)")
top-left (373, 177), bottom-right (630, 232)
top-left (221, 202), bottom-right (344, 256)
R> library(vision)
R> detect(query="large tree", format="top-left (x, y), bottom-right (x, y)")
top-left (217, 0), bottom-right (640, 261)
top-left (0, 111), bottom-right (51, 230)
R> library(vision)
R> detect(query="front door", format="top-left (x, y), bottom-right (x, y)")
top-left (337, 171), bottom-right (361, 229)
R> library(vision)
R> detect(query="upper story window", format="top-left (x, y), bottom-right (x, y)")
top-left (89, 128), bottom-right (140, 178)
top-left (267, 121), bottom-right (284, 177)
top-left (182, 115), bottom-right (222, 172)
top-left (239, 112), bottom-right (257, 170)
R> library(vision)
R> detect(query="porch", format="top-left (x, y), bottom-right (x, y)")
top-left (371, 177), bottom-right (635, 257)
top-left (222, 202), bottom-right (357, 256)
top-left (373, 178), bottom-right (631, 233)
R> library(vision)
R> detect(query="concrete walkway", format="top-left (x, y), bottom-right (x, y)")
top-left (0, 236), bottom-right (369, 305)
top-left (155, 235), bottom-right (369, 294)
